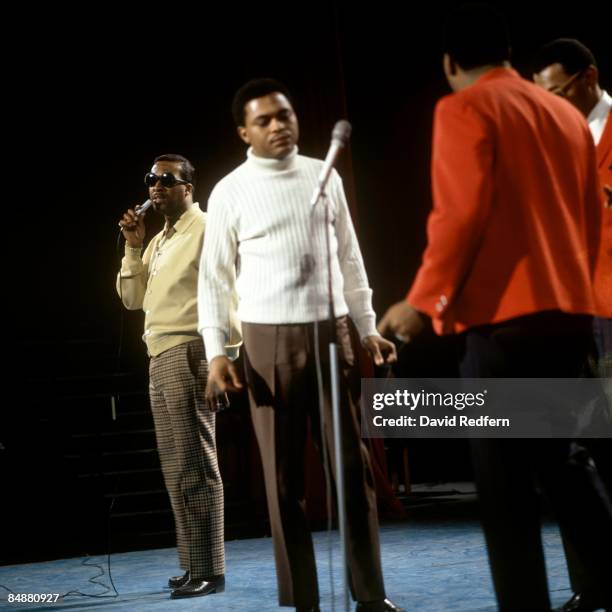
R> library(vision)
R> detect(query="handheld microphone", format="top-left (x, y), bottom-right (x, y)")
top-left (118, 199), bottom-right (152, 233)
top-left (134, 198), bottom-right (152, 216)
top-left (310, 120), bottom-right (352, 206)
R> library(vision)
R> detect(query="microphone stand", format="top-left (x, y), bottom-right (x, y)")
top-left (311, 187), bottom-right (350, 612)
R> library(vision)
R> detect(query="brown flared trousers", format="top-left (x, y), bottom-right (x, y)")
top-left (243, 317), bottom-right (385, 608)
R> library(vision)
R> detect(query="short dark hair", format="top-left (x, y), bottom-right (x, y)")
top-left (153, 153), bottom-right (196, 187)
top-left (443, 3), bottom-right (511, 70)
top-left (532, 38), bottom-right (597, 76)
top-left (231, 78), bottom-right (294, 127)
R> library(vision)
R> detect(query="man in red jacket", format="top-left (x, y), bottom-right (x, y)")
top-left (533, 38), bottom-right (611, 371)
top-left (533, 38), bottom-right (612, 612)
top-left (379, 5), bottom-right (612, 611)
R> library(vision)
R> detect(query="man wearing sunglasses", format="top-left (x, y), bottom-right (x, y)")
top-left (197, 78), bottom-right (402, 612)
top-left (116, 154), bottom-right (235, 599)
top-left (533, 39), bottom-right (611, 366)
top-left (533, 39), bottom-right (612, 612)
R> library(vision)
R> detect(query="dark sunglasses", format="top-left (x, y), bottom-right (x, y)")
top-left (550, 70), bottom-right (584, 98)
top-left (144, 172), bottom-right (190, 188)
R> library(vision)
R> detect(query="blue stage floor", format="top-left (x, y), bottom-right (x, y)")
top-left (0, 520), bottom-right (573, 611)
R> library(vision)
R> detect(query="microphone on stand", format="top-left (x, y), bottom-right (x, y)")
top-left (310, 120), bottom-right (352, 206)
top-left (307, 119), bottom-right (353, 612)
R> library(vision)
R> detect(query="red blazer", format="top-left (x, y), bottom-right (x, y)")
top-left (408, 68), bottom-right (602, 334)
top-left (594, 112), bottom-right (612, 316)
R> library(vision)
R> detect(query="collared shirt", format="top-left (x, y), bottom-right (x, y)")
top-left (116, 202), bottom-right (206, 356)
top-left (587, 89), bottom-right (611, 145)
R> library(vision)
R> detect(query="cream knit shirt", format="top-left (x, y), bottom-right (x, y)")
top-left (198, 147), bottom-right (379, 362)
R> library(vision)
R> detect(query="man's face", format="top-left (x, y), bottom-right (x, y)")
top-left (238, 92), bottom-right (299, 159)
top-left (148, 160), bottom-right (191, 217)
top-left (533, 62), bottom-right (593, 117)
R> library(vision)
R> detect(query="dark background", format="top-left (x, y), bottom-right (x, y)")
top-left (6, 0), bottom-right (611, 563)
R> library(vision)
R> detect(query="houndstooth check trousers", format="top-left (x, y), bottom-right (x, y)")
top-left (149, 339), bottom-right (224, 578)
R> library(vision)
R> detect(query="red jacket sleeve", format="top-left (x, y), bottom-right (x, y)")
top-left (408, 95), bottom-right (494, 333)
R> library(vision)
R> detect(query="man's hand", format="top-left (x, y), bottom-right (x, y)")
top-left (206, 356), bottom-right (243, 405)
top-left (362, 335), bottom-right (398, 366)
top-left (377, 300), bottom-right (426, 343)
top-left (118, 208), bottom-right (146, 248)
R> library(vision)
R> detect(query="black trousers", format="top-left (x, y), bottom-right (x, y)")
top-left (459, 311), bottom-right (612, 612)
top-left (563, 315), bottom-right (612, 596)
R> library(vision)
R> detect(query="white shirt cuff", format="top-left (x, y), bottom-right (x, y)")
top-left (202, 328), bottom-right (227, 362)
top-left (352, 313), bottom-right (378, 340)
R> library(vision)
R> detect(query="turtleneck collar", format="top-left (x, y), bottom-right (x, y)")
top-left (246, 146), bottom-right (299, 172)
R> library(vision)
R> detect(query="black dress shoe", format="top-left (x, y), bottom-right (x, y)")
top-left (295, 607), bottom-right (320, 611)
top-left (555, 592), bottom-right (608, 612)
top-left (170, 575), bottom-right (225, 599)
top-left (167, 570), bottom-right (189, 589)
top-left (355, 598), bottom-right (406, 612)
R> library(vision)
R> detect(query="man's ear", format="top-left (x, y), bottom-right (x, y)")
top-left (583, 64), bottom-right (599, 88)
top-left (237, 125), bottom-right (250, 144)
top-left (443, 53), bottom-right (457, 77)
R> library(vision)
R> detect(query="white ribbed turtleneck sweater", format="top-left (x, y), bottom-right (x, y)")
top-left (198, 146), bottom-right (379, 361)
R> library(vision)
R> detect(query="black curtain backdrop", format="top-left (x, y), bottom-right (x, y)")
top-left (16, 0), bottom-right (610, 345)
